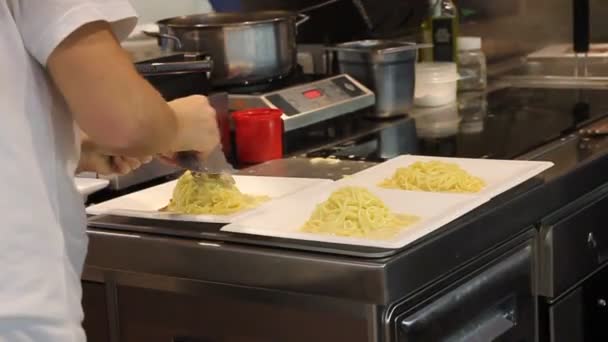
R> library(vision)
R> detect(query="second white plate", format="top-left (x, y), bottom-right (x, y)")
top-left (223, 182), bottom-right (488, 249)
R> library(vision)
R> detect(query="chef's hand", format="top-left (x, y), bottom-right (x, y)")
top-left (168, 95), bottom-right (220, 157)
top-left (77, 140), bottom-right (153, 175)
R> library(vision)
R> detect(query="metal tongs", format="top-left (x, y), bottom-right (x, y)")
top-left (174, 146), bottom-right (236, 185)
top-left (170, 92), bottom-right (236, 184)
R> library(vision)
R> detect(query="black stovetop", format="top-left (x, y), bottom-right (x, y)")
top-left (290, 86), bottom-right (608, 162)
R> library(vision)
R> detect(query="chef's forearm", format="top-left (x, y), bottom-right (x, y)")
top-left (48, 21), bottom-right (180, 157)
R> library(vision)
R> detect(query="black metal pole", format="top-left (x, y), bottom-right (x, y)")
top-left (573, 0), bottom-right (590, 53)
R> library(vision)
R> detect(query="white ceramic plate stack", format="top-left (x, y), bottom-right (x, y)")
top-left (222, 155), bottom-right (554, 249)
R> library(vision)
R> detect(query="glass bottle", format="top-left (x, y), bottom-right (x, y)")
top-left (420, 0), bottom-right (459, 62)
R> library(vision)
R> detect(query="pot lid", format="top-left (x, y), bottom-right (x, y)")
top-left (158, 11), bottom-right (297, 28)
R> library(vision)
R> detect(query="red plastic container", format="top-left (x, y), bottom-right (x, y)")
top-left (232, 108), bottom-right (284, 164)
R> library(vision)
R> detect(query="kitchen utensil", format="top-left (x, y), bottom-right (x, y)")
top-left (134, 55), bottom-right (213, 76)
top-left (172, 92), bottom-right (235, 183)
top-left (327, 40), bottom-right (428, 117)
top-left (233, 108), bottom-right (284, 164)
top-left (144, 11), bottom-right (309, 86)
top-left (207, 92), bottom-right (233, 160)
top-left (135, 53), bottom-right (213, 101)
top-left (174, 148), bottom-right (235, 176)
top-left (351, 0), bottom-right (374, 30)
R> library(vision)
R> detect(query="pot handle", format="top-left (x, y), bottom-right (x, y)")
top-left (295, 13), bottom-right (310, 27)
top-left (142, 31), bottom-right (183, 49)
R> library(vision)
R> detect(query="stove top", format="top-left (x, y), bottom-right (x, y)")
top-left (294, 86), bottom-right (608, 161)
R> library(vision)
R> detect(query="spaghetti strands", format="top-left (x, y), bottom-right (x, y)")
top-left (301, 187), bottom-right (418, 239)
top-left (166, 171), bottom-right (269, 215)
top-left (379, 161), bottom-right (485, 193)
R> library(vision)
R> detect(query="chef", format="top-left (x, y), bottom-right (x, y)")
top-left (0, 1), bottom-right (219, 341)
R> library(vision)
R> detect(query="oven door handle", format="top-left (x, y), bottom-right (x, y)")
top-left (397, 247), bottom-right (530, 341)
top-left (400, 297), bottom-right (517, 341)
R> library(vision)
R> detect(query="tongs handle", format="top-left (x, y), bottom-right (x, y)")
top-left (174, 147), bottom-right (235, 174)
top-left (174, 151), bottom-right (203, 171)
top-left (169, 92), bottom-right (235, 174)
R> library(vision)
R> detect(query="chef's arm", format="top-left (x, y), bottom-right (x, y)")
top-left (47, 21), bottom-right (179, 157)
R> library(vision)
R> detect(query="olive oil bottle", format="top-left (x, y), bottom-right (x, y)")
top-left (420, 0), bottom-right (459, 62)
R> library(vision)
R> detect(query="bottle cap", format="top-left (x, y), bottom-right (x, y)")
top-left (458, 37), bottom-right (482, 51)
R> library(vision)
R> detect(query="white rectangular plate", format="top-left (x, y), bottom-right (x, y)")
top-left (222, 182), bottom-right (489, 249)
top-left (338, 155), bottom-right (553, 200)
top-left (86, 176), bottom-right (331, 223)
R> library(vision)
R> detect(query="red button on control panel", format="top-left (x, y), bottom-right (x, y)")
top-left (303, 89), bottom-right (323, 99)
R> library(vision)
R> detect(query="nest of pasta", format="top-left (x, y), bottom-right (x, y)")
top-left (166, 171), bottom-right (269, 215)
top-left (301, 186), bottom-right (418, 239)
top-left (379, 161), bottom-right (486, 193)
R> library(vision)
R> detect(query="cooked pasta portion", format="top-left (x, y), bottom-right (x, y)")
top-left (301, 186), bottom-right (418, 239)
top-left (379, 161), bottom-right (485, 193)
top-left (166, 171), bottom-right (269, 215)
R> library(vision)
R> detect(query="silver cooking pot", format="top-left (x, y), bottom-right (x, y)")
top-left (145, 11), bottom-right (309, 87)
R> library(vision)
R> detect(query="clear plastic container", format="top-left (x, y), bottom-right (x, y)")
top-left (457, 37), bottom-right (487, 91)
top-left (414, 62), bottom-right (460, 107)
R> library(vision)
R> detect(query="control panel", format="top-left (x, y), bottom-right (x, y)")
top-left (229, 74), bottom-right (375, 131)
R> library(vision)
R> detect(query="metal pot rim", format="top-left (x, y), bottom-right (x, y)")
top-left (327, 40), bottom-right (431, 56)
top-left (157, 11), bottom-right (298, 28)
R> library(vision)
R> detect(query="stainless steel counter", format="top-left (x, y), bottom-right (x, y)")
top-left (239, 157), bottom-right (376, 180)
top-left (86, 129), bottom-right (608, 298)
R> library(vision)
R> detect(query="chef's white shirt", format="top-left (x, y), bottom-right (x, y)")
top-left (0, 1), bottom-right (136, 341)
